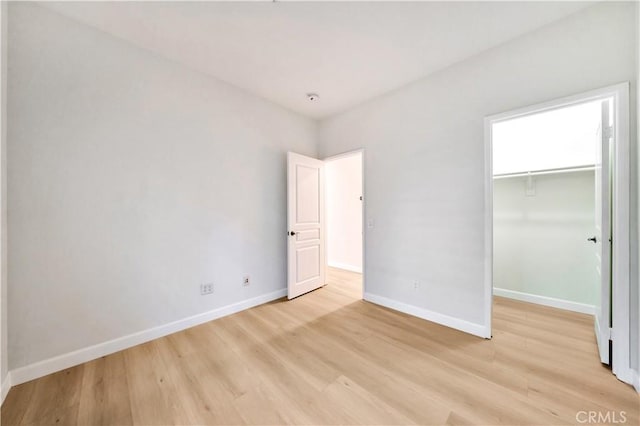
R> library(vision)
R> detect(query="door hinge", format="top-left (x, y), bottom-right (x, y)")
top-left (603, 126), bottom-right (613, 139)
top-left (607, 327), bottom-right (613, 340)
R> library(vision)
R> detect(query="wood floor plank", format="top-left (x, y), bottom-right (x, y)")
top-left (0, 380), bottom-right (36, 426)
top-left (77, 353), bottom-right (133, 426)
top-left (321, 375), bottom-right (418, 425)
top-left (153, 342), bottom-right (230, 425)
top-left (2, 267), bottom-right (638, 425)
top-left (231, 380), bottom-right (290, 426)
top-left (123, 342), bottom-right (176, 425)
top-left (212, 314), bottom-right (344, 425)
top-left (19, 367), bottom-right (83, 426)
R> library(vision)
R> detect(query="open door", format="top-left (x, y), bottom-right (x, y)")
top-left (593, 99), bottom-right (612, 365)
top-left (287, 152), bottom-right (326, 299)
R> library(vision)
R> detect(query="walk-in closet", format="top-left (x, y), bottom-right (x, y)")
top-left (492, 99), bottom-right (605, 314)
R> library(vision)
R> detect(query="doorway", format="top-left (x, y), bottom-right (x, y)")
top-left (484, 83), bottom-right (631, 384)
top-left (286, 150), bottom-right (364, 301)
top-left (325, 150), bottom-right (364, 299)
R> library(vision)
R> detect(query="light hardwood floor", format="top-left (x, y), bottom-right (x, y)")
top-left (2, 268), bottom-right (638, 425)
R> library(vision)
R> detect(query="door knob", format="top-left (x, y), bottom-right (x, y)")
top-left (587, 236), bottom-right (597, 243)
top-left (289, 231), bottom-right (296, 236)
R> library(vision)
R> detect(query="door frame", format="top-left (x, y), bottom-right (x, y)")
top-left (323, 149), bottom-right (366, 298)
top-left (483, 82), bottom-right (631, 384)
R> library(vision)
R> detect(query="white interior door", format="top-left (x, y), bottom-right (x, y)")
top-left (594, 99), bottom-right (612, 365)
top-left (287, 152), bottom-right (326, 299)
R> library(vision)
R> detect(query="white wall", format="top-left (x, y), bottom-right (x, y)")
top-left (326, 152), bottom-right (363, 273)
top-left (318, 2), bottom-right (636, 335)
top-left (7, 3), bottom-right (317, 370)
top-left (493, 171), bottom-right (596, 311)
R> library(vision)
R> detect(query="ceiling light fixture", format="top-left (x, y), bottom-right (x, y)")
top-left (306, 93), bottom-right (320, 102)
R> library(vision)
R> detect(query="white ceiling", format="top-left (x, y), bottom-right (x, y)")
top-left (39, 1), bottom-right (594, 119)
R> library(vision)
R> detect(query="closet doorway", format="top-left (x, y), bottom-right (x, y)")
top-left (484, 83), bottom-right (631, 384)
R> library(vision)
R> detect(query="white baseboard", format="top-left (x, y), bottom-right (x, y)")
top-left (328, 262), bottom-right (362, 274)
top-left (363, 292), bottom-right (489, 338)
top-left (1, 372), bottom-right (10, 405)
top-left (9, 288), bottom-right (287, 387)
top-left (493, 288), bottom-right (595, 315)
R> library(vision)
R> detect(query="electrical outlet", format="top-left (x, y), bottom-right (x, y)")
top-left (413, 280), bottom-right (419, 290)
top-left (201, 283), bottom-right (214, 295)
top-left (243, 275), bottom-right (250, 287)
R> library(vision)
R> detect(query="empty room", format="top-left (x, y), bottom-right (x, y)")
top-left (0, 1), bottom-right (639, 425)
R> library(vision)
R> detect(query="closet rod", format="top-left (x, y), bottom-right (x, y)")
top-left (493, 165), bottom-right (596, 179)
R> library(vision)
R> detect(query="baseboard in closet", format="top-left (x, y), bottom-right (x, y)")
top-left (493, 287), bottom-right (595, 315)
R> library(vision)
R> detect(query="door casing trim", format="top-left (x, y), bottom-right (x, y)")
top-left (483, 82), bottom-right (631, 383)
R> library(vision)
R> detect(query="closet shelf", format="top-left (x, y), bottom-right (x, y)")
top-left (493, 164), bottom-right (596, 180)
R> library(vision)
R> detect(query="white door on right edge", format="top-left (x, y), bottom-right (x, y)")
top-left (593, 98), bottom-right (612, 365)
